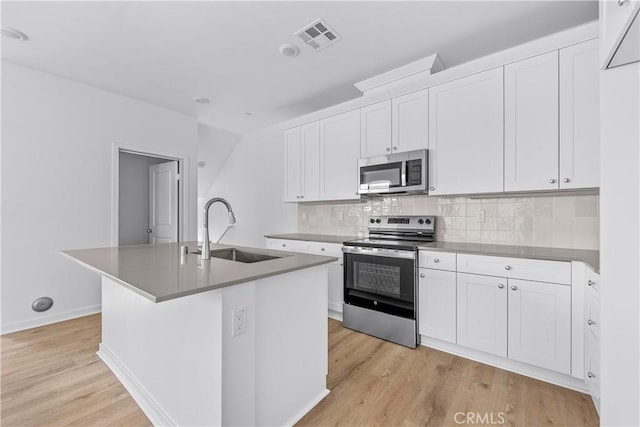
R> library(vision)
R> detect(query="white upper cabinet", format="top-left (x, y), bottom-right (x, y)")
top-left (504, 51), bottom-right (559, 192)
top-left (283, 122), bottom-right (320, 202)
top-left (283, 127), bottom-right (302, 202)
top-left (507, 279), bottom-right (572, 375)
top-left (392, 89), bottom-right (429, 153)
top-left (559, 39), bottom-right (600, 189)
top-left (602, 0), bottom-right (640, 68)
top-left (320, 110), bottom-right (361, 201)
top-left (360, 100), bottom-right (392, 157)
top-left (428, 68), bottom-right (504, 195)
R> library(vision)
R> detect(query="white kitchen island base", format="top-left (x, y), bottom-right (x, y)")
top-left (97, 265), bottom-right (329, 426)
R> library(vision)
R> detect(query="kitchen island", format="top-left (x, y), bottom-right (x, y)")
top-left (62, 242), bottom-right (337, 427)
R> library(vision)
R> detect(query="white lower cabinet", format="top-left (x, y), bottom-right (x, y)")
top-left (507, 279), bottom-right (571, 374)
top-left (584, 269), bottom-right (601, 414)
top-left (456, 273), bottom-right (508, 357)
top-left (265, 238), bottom-right (343, 316)
top-left (418, 268), bottom-right (456, 343)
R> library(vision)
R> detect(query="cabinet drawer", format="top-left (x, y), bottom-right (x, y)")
top-left (457, 254), bottom-right (571, 285)
top-left (265, 238), bottom-right (308, 253)
top-left (419, 251), bottom-right (456, 271)
top-left (307, 241), bottom-right (343, 258)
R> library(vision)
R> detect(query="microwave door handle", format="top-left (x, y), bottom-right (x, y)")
top-left (401, 161), bottom-right (407, 186)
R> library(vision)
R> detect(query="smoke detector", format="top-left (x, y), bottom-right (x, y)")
top-left (294, 18), bottom-right (341, 51)
top-left (279, 44), bottom-right (300, 57)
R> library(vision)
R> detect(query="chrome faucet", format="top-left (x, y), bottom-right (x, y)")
top-left (202, 197), bottom-right (236, 260)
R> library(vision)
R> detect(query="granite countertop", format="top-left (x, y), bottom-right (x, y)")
top-left (264, 233), bottom-right (359, 244)
top-left (62, 242), bottom-right (337, 303)
top-left (418, 241), bottom-right (599, 273)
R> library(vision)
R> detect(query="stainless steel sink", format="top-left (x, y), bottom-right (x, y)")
top-left (192, 248), bottom-right (282, 263)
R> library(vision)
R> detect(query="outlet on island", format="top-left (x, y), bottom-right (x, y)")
top-left (232, 306), bottom-right (247, 337)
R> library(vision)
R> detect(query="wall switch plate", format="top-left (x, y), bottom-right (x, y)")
top-left (232, 306), bottom-right (246, 337)
top-left (476, 210), bottom-right (486, 223)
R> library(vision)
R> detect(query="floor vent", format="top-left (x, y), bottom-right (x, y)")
top-left (294, 18), bottom-right (341, 51)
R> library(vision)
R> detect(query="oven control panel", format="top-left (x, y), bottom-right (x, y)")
top-left (368, 215), bottom-right (435, 232)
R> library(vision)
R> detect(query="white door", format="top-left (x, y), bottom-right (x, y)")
top-left (149, 161), bottom-right (178, 244)
top-left (283, 127), bottom-right (302, 202)
top-left (301, 122), bottom-right (320, 201)
top-left (360, 100), bottom-right (392, 157)
top-left (504, 51), bottom-right (559, 191)
top-left (507, 279), bottom-right (571, 374)
top-left (559, 39), bottom-right (600, 189)
top-left (319, 109), bottom-right (361, 201)
top-left (392, 89), bottom-right (429, 153)
top-left (428, 68), bottom-right (504, 195)
top-left (418, 268), bottom-right (456, 343)
top-left (457, 272), bottom-right (507, 357)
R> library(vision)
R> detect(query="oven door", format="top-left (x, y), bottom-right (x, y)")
top-left (343, 247), bottom-right (416, 319)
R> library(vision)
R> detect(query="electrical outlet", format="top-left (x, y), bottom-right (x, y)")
top-left (232, 306), bottom-right (246, 337)
top-left (476, 210), bottom-right (486, 223)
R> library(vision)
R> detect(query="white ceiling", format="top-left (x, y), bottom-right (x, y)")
top-left (1, 1), bottom-right (598, 134)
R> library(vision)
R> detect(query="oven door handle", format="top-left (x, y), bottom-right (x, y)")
top-left (342, 246), bottom-right (416, 260)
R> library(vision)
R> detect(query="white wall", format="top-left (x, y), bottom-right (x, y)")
top-left (1, 62), bottom-right (198, 333)
top-left (118, 152), bottom-right (171, 246)
top-left (197, 123), bottom-right (241, 199)
top-left (599, 58), bottom-right (640, 426)
top-left (199, 125), bottom-right (297, 248)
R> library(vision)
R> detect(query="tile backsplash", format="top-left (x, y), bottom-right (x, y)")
top-left (298, 194), bottom-right (599, 250)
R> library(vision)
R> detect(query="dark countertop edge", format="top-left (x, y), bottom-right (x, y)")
top-left (62, 248), bottom-right (337, 303)
top-left (264, 233), bottom-right (358, 244)
top-left (416, 243), bottom-right (599, 273)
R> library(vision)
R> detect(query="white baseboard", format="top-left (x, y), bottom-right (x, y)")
top-left (328, 309), bottom-right (343, 322)
top-left (420, 335), bottom-right (589, 394)
top-left (97, 343), bottom-right (175, 427)
top-left (284, 388), bottom-right (330, 427)
top-left (1, 304), bottom-right (102, 335)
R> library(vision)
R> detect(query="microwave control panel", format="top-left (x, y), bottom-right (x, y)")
top-left (406, 159), bottom-right (422, 186)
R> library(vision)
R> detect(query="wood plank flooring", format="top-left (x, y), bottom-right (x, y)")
top-left (1, 315), bottom-right (598, 426)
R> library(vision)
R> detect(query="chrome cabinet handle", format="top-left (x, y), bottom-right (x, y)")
top-left (296, 196), bottom-right (300, 199)
top-left (321, 248), bottom-right (325, 251)
top-left (588, 280), bottom-right (595, 287)
top-left (549, 178), bottom-right (556, 184)
top-left (147, 228), bottom-right (153, 234)
top-left (587, 319), bottom-right (594, 326)
top-left (504, 265), bottom-right (511, 271)
top-left (429, 186), bottom-right (435, 191)
top-left (563, 178), bottom-right (570, 183)
top-left (511, 285), bottom-right (517, 291)
top-left (282, 244), bottom-right (286, 247)
top-left (392, 146), bottom-right (398, 151)
top-left (420, 273), bottom-right (425, 278)
top-left (433, 258), bottom-right (440, 263)
top-left (385, 147), bottom-right (391, 152)
top-left (619, 0), bottom-right (627, 5)
top-left (300, 195), bottom-right (304, 199)
top-left (587, 372), bottom-right (595, 379)
top-left (498, 284), bottom-right (504, 289)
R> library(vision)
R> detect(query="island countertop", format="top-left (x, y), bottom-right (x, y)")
top-left (62, 242), bottom-right (337, 302)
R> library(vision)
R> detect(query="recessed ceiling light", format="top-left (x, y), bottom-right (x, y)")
top-left (279, 44), bottom-right (300, 58)
top-left (1, 27), bottom-right (28, 41)
top-left (193, 96), bottom-right (210, 104)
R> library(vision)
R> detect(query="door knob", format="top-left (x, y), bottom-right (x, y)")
top-left (392, 146), bottom-right (398, 151)
top-left (563, 178), bottom-right (570, 183)
top-left (433, 258), bottom-right (440, 263)
top-left (429, 186), bottom-right (435, 191)
top-left (146, 228), bottom-right (153, 234)
top-left (587, 372), bottom-right (595, 378)
top-left (588, 280), bottom-right (595, 287)
top-left (498, 284), bottom-right (504, 289)
top-left (511, 285), bottom-right (517, 291)
top-left (386, 148), bottom-right (391, 152)
top-left (587, 319), bottom-right (594, 326)
top-left (420, 273), bottom-right (425, 278)
top-left (504, 265), bottom-right (511, 271)
top-left (549, 178), bottom-right (556, 184)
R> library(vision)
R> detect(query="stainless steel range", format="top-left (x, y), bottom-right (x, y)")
top-left (342, 215), bottom-right (436, 348)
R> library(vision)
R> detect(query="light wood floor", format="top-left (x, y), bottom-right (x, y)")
top-left (1, 315), bottom-right (598, 426)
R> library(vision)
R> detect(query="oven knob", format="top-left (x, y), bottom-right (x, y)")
top-left (370, 218), bottom-right (375, 224)
top-left (425, 218), bottom-right (432, 225)
top-left (418, 219), bottom-right (424, 224)
top-left (375, 218), bottom-right (381, 223)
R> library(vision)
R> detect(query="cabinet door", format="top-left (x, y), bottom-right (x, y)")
top-left (301, 122), bottom-right (320, 201)
top-left (559, 39), bottom-right (600, 189)
top-left (507, 279), bottom-right (571, 374)
top-left (457, 273), bottom-right (507, 357)
top-left (428, 68), bottom-right (504, 195)
top-left (360, 100), bottom-right (392, 157)
top-left (283, 127), bottom-right (302, 202)
top-left (392, 89), bottom-right (428, 153)
top-left (602, 0), bottom-right (640, 68)
top-left (419, 269), bottom-right (456, 343)
top-left (585, 328), bottom-right (601, 412)
top-left (328, 261), bottom-right (344, 314)
top-left (504, 51), bottom-right (559, 191)
top-left (320, 110), bottom-right (361, 201)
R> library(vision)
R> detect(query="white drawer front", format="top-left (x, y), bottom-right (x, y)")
top-left (457, 254), bottom-right (571, 285)
top-left (265, 238), bottom-right (308, 253)
top-left (307, 241), bottom-right (343, 257)
top-left (419, 251), bottom-right (456, 271)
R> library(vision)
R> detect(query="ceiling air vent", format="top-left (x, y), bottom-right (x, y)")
top-left (294, 18), bottom-right (341, 51)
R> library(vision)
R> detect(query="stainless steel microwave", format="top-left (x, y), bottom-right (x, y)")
top-left (358, 149), bottom-right (428, 195)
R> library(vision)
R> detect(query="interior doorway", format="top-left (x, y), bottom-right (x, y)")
top-left (118, 150), bottom-right (180, 246)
